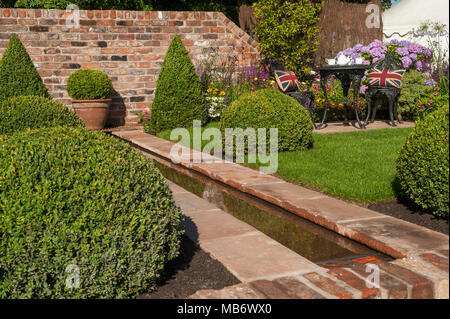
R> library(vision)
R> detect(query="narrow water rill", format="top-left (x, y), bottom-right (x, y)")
top-left (131, 141), bottom-right (391, 263)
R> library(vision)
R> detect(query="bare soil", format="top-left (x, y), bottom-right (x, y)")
top-left (138, 236), bottom-right (240, 299)
top-left (369, 200), bottom-right (449, 235)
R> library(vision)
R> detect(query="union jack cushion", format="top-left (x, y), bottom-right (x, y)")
top-left (367, 67), bottom-right (406, 88)
top-left (274, 70), bottom-right (300, 92)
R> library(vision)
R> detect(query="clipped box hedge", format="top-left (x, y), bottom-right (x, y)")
top-left (146, 35), bottom-right (207, 134)
top-left (0, 34), bottom-right (50, 102)
top-left (67, 69), bottom-right (114, 100)
top-left (0, 127), bottom-right (183, 298)
top-left (0, 95), bottom-right (84, 135)
top-left (220, 88), bottom-right (314, 153)
top-left (396, 105), bottom-right (449, 218)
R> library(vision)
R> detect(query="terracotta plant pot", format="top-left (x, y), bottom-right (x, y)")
top-left (72, 99), bottom-right (111, 130)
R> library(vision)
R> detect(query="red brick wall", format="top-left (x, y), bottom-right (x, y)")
top-left (0, 8), bottom-right (259, 126)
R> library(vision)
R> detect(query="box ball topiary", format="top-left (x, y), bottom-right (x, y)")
top-left (396, 105), bottom-right (449, 218)
top-left (146, 34), bottom-right (207, 134)
top-left (0, 34), bottom-right (50, 102)
top-left (0, 95), bottom-right (85, 135)
top-left (67, 69), bottom-right (114, 100)
top-left (219, 88), bottom-right (314, 153)
top-left (0, 127), bottom-right (183, 298)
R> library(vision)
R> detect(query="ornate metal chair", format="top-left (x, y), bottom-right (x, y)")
top-left (269, 57), bottom-right (317, 127)
top-left (364, 53), bottom-right (405, 126)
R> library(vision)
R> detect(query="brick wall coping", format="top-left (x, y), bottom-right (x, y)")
top-left (0, 8), bottom-right (258, 48)
top-left (0, 8), bottom-right (260, 126)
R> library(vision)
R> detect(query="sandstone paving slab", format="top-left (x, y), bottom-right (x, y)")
top-left (281, 197), bottom-right (385, 225)
top-left (182, 208), bottom-right (258, 243)
top-left (172, 191), bottom-right (219, 213)
top-left (213, 170), bottom-right (283, 189)
top-left (130, 137), bottom-right (175, 157)
top-left (191, 162), bottom-right (249, 179)
top-left (245, 182), bottom-right (329, 206)
top-left (110, 129), bottom-right (146, 139)
top-left (338, 216), bottom-right (449, 258)
top-left (200, 232), bottom-right (321, 282)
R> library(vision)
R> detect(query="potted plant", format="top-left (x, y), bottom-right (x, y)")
top-left (67, 69), bottom-right (114, 130)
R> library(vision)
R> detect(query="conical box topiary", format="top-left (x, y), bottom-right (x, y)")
top-left (147, 34), bottom-right (207, 134)
top-left (0, 34), bottom-right (50, 102)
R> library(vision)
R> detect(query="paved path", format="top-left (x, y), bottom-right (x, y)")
top-left (111, 129), bottom-right (449, 299)
top-left (314, 120), bottom-right (414, 134)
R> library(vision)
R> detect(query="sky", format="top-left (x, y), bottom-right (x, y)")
top-left (392, 0), bottom-right (400, 5)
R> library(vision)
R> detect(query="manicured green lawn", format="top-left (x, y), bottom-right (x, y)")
top-left (253, 128), bottom-right (412, 203)
top-left (158, 122), bottom-right (412, 203)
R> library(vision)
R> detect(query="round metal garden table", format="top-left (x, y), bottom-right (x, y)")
top-left (313, 64), bottom-right (371, 129)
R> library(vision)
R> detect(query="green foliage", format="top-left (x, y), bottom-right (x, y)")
top-left (220, 88), bottom-right (313, 153)
top-left (397, 70), bottom-right (430, 120)
top-left (396, 106), bottom-right (449, 218)
top-left (0, 34), bottom-right (50, 102)
top-left (415, 87), bottom-right (449, 119)
top-left (145, 35), bottom-right (207, 134)
top-left (0, 0), bottom-right (16, 7)
top-left (13, 0), bottom-right (146, 10)
top-left (253, 0), bottom-right (323, 77)
top-left (0, 127), bottom-right (183, 298)
top-left (148, 0), bottom-right (254, 24)
top-left (0, 95), bottom-right (84, 135)
top-left (67, 69), bottom-right (114, 100)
